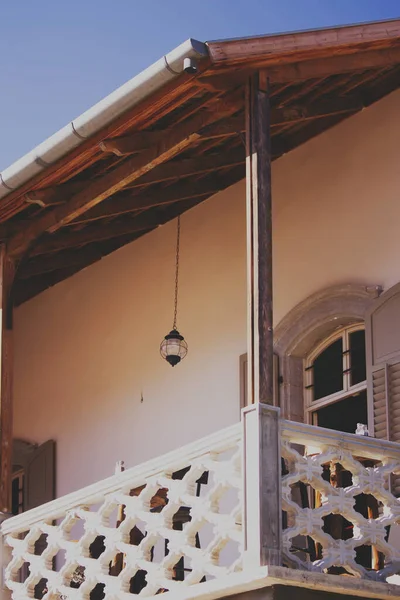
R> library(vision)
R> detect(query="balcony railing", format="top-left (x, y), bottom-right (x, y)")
top-left (281, 419), bottom-right (400, 580)
top-left (2, 425), bottom-right (242, 599)
top-left (1, 405), bottom-right (400, 600)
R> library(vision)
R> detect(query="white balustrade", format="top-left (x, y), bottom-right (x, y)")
top-left (1, 424), bottom-right (242, 599)
top-left (281, 420), bottom-right (400, 582)
top-left (3, 411), bottom-right (400, 600)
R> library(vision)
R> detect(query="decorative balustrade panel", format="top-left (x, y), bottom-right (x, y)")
top-left (281, 420), bottom-right (400, 582)
top-left (2, 425), bottom-right (242, 600)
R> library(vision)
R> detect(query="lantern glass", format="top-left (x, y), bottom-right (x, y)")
top-left (160, 329), bottom-right (188, 366)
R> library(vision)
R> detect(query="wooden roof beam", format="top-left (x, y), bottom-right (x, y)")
top-left (30, 168), bottom-right (245, 256)
top-left (99, 94), bottom-right (243, 156)
top-left (110, 148), bottom-right (245, 190)
top-left (20, 94), bottom-right (360, 215)
top-left (18, 118), bottom-right (244, 214)
top-left (98, 95), bottom-right (362, 159)
top-left (1, 70), bottom-right (208, 224)
top-left (29, 196), bottom-right (209, 257)
top-left (208, 20), bottom-right (400, 66)
top-left (8, 96), bottom-right (243, 258)
top-left (70, 166), bottom-right (246, 225)
top-left (99, 130), bottom-right (166, 157)
top-left (202, 46), bottom-right (400, 86)
top-left (265, 47), bottom-right (400, 83)
top-left (100, 115), bottom-right (244, 158)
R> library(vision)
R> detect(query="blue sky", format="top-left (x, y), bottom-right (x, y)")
top-left (0, 0), bottom-right (399, 170)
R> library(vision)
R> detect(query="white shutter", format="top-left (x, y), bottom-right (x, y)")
top-left (366, 283), bottom-right (400, 442)
top-left (371, 366), bottom-right (388, 439)
top-left (389, 362), bottom-right (400, 441)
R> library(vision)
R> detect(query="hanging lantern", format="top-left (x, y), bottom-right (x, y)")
top-left (160, 216), bottom-right (188, 366)
top-left (160, 329), bottom-right (188, 367)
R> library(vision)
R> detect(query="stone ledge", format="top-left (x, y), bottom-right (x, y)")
top-left (170, 566), bottom-right (400, 600)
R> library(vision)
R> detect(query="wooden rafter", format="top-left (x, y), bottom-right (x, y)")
top-left (68, 165), bottom-right (246, 225)
top-left (97, 95), bottom-right (363, 159)
top-left (127, 148), bottom-right (245, 188)
top-left (8, 96), bottom-right (242, 258)
top-left (97, 92), bottom-right (235, 156)
top-left (0, 70), bottom-right (211, 222)
top-left (18, 94), bottom-right (363, 214)
top-left (28, 186), bottom-right (231, 257)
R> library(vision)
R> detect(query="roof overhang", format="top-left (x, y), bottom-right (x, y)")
top-left (1, 18), bottom-right (399, 305)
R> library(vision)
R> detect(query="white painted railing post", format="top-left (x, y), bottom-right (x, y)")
top-left (242, 403), bottom-right (282, 568)
top-left (0, 514), bottom-right (11, 600)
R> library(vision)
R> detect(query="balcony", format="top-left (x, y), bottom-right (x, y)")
top-left (2, 406), bottom-right (400, 600)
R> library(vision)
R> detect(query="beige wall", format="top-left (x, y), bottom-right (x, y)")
top-left (14, 89), bottom-right (400, 497)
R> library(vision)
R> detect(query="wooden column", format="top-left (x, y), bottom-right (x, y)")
top-left (246, 71), bottom-right (273, 406)
top-left (0, 246), bottom-right (15, 514)
top-left (243, 73), bottom-right (281, 568)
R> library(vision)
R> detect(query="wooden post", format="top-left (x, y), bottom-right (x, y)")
top-left (0, 246), bottom-right (15, 514)
top-left (244, 73), bottom-right (281, 568)
top-left (246, 71), bottom-right (273, 406)
top-left (242, 403), bottom-right (281, 567)
top-left (0, 511), bottom-right (11, 600)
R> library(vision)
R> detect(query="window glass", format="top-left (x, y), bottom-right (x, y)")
top-left (314, 390), bottom-right (368, 433)
top-left (313, 337), bottom-right (343, 400)
top-left (11, 472), bottom-right (24, 515)
top-left (349, 329), bottom-right (366, 386)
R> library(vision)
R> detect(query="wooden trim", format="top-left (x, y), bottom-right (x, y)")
top-left (0, 245), bottom-right (15, 513)
top-left (240, 353), bottom-right (280, 414)
top-left (239, 354), bottom-right (248, 412)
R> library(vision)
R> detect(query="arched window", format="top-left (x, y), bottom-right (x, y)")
top-left (304, 324), bottom-right (367, 433)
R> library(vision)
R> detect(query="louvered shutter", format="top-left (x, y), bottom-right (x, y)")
top-left (366, 283), bottom-right (400, 442)
top-left (24, 440), bottom-right (56, 511)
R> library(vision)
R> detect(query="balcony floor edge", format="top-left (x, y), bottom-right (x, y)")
top-left (175, 566), bottom-right (400, 600)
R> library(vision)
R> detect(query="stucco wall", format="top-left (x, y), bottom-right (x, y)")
top-left (13, 89), bottom-right (400, 497)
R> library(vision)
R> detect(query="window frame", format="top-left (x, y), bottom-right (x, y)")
top-left (304, 323), bottom-right (367, 425)
top-left (11, 468), bottom-right (25, 515)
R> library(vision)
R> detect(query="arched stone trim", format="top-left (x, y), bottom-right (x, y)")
top-left (273, 283), bottom-right (382, 423)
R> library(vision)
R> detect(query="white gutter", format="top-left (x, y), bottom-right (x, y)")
top-left (0, 38), bottom-right (208, 200)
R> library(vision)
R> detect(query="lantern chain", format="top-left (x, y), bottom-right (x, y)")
top-left (173, 216), bottom-right (180, 330)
